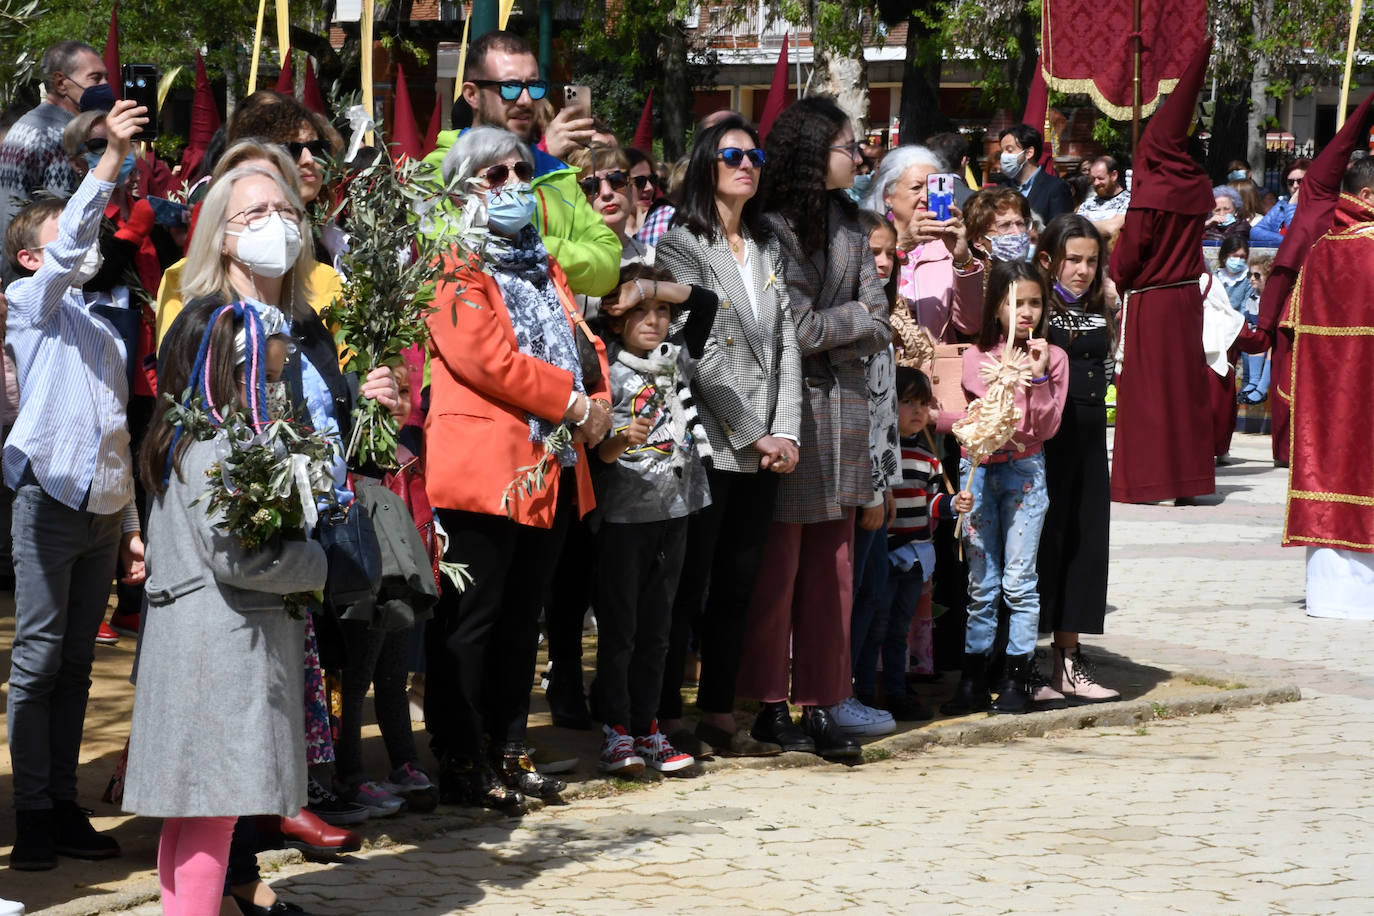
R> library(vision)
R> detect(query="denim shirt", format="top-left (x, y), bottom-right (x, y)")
top-left (294, 328), bottom-right (352, 508)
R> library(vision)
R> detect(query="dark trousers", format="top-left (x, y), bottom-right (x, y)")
top-left (546, 517), bottom-right (595, 689)
top-left (336, 620), bottom-right (417, 782)
top-left (849, 514), bottom-right (890, 676)
top-left (659, 469), bottom-right (778, 719)
top-left (424, 498), bottom-right (571, 760)
top-left (593, 517), bottom-right (688, 736)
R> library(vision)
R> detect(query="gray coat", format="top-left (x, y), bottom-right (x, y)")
top-left (123, 435), bottom-right (328, 818)
top-left (766, 202), bottom-right (891, 523)
top-left (655, 225), bottom-right (803, 474)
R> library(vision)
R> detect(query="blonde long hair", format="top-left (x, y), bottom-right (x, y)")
top-left (180, 165), bottom-right (313, 317)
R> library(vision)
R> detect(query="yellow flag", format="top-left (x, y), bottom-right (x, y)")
top-left (247, 0), bottom-right (267, 94)
top-left (498, 0), bottom-right (516, 28)
top-left (1339, 0), bottom-right (1364, 129)
top-left (277, 0), bottom-right (291, 67)
top-left (156, 66), bottom-right (183, 116)
top-left (361, 0), bottom-right (374, 145)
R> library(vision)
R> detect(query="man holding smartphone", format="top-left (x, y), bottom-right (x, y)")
top-left (422, 31), bottom-right (620, 297)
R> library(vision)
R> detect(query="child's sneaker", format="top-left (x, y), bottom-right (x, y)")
top-left (598, 724), bottom-right (645, 776)
top-left (635, 723), bottom-right (694, 774)
top-left (334, 778), bottom-right (405, 818)
top-left (828, 696), bottom-right (897, 737)
top-left (306, 776), bottom-right (369, 826)
top-left (382, 762), bottom-right (438, 814)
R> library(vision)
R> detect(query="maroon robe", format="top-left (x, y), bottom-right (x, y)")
top-left (1108, 41), bottom-right (1215, 503)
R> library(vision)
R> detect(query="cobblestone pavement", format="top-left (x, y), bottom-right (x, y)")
top-left (53, 433), bottom-right (1374, 914)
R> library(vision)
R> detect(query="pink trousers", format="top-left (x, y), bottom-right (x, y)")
top-left (737, 513), bottom-right (855, 707)
top-left (158, 816), bottom-right (236, 916)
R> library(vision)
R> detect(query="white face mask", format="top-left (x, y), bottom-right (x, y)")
top-left (226, 212), bottom-right (303, 279)
top-left (1000, 150), bottom-right (1025, 179)
top-left (73, 242), bottom-right (104, 286)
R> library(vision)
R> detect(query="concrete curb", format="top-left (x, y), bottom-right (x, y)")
top-left (35, 680), bottom-right (1301, 916)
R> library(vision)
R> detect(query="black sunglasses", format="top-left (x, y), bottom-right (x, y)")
top-left (630, 174), bottom-right (655, 191)
top-left (282, 139), bottom-right (333, 160)
top-left (471, 78), bottom-right (549, 101)
top-left (484, 161), bottom-right (535, 187)
top-left (579, 170), bottom-right (628, 196)
top-left (78, 138), bottom-right (108, 156)
top-left (718, 147), bottom-right (765, 169)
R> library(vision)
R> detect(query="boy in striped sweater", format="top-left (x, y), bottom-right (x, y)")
top-left (853, 366), bottom-right (966, 720)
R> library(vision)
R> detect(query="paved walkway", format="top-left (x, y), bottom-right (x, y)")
top-left (23, 432), bottom-right (1374, 914)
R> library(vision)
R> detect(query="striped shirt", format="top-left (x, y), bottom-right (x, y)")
top-left (888, 435), bottom-right (953, 548)
top-left (2, 173), bottom-right (135, 516)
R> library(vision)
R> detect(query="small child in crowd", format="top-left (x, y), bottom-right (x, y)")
top-left (591, 263), bottom-right (717, 775)
top-left (942, 260), bottom-right (1068, 717)
top-left (854, 366), bottom-right (956, 721)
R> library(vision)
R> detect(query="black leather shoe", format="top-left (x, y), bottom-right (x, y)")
top-left (940, 652), bottom-right (992, 716)
top-left (498, 745), bottom-right (566, 799)
top-left (990, 654), bottom-right (1032, 715)
top-left (11, 808), bottom-right (57, 871)
top-left (52, 800), bottom-right (119, 860)
top-left (234, 896), bottom-right (312, 916)
top-left (751, 701), bottom-right (817, 753)
top-left (800, 707), bottom-right (861, 760)
top-left (439, 755), bottom-right (526, 813)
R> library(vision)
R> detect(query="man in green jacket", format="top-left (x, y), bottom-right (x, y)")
top-left (422, 31), bottom-right (620, 297)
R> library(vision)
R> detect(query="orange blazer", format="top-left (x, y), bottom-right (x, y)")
top-left (424, 253), bottom-right (611, 529)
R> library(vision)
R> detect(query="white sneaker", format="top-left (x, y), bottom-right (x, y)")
top-left (828, 696), bottom-right (897, 737)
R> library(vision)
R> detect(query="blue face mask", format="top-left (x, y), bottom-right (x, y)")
top-left (485, 183), bottom-right (536, 236)
top-left (85, 151), bottom-right (137, 186)
top-left (847, 172), bottom-right (874, 205)
top-left (79, 82), bottom-right (116, 113)
top-left (1225, 256), bottom-right (1247, 275)
top-left (1220, 213), bottom-right (1236, 227)
top-left (1227, 169), bottom-right (1248, 182)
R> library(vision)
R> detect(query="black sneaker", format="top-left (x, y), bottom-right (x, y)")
top-left (52, 800), bottom-right (120, 860)
top-left (306, 776), bottom-right (369, 826)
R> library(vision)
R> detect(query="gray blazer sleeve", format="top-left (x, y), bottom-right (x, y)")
top-left (180, 439), bottom-right (330, 598)
top-left (827, 232), bottom-right (893, 365)
top-left (769, 243), bottom-right (803, 442)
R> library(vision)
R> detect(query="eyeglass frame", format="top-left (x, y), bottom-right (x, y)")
top-left (282, 139), bottom-right (333, 161)
top-left (828, 141), bottom-right (864, 158)
top-left (481, 161), bottom-right (535, 189)
top-left (470, 78), bottom-right (549, 102)
top-left (227, 202), bottom-right (305, 228)
top-left (579, 170), bottom-right (629, 197)
top-left (717, 147), bottom-right (766, 169)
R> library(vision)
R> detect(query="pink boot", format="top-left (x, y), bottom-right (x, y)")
top-left (1051, 644), bottom-right (1121, 704)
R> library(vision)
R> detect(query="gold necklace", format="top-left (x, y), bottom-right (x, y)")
top-left (728, 235), bottom-right (744, 255)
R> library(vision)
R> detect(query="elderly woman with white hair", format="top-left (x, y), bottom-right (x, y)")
top-left (424, 126), bottom-right (611, 812)
top-left (1204, 183), bottom-right (1250, 245)
top-left (862, 145), bottom-right (983, 341)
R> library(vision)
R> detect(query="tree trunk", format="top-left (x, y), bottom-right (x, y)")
top-left (898, 11), bottom-right (949, 142)
top-left (661, 21), bottom-right (690, 161)
top-left (824, 55), bottom-right (869, 128)
top-left (1009, 5), bottom-right (1037, 108)
top-left (1247, 0), bottom-right (1271, 183)
top-left (1208, 83), bottom-right (1250, 183)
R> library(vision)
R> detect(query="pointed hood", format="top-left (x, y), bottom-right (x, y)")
top-left (179, 50), bottom-right (222, 180)
top-left (423, 91), bottom-right (442, 154)
top-left (1128, 38), bottom-right (1212, 214)
top-left (275, 48), bottom-right (295, 94)
top-left (757, 36), bottom-right (790, 143)
top-left (1022, 57), bottom-right (1056, 175)
top-left (301, 55), bottom-right (326, 115)
top-left (632, 89), bottom-right (654, 153)
top-left (390, 63), bottom-right (423, 162)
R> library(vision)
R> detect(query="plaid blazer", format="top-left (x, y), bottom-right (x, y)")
top-left (655, 225), bottom-right (802, 474)
top-left (766, 202), bottom-right (892, 523)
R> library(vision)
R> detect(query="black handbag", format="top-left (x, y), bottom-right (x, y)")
top-left (316, 501), bottom-right (383, 611)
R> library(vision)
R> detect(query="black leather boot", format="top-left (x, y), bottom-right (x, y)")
top-left (800, 707), bottom-right (861, 760)
top-left (990, 654), bottom-right (1033, 714)
top-left (52, 799), bottom-right (120, 860)
top-left (751, 701), bottom-right (817, 753)
top-left (939, 652), bottom-right (992, 716)
top-left (497, 743), bottom-right (566, 799)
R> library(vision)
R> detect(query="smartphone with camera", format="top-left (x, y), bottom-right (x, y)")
top-left (121, 64), bottom-right (159, 141)
top-left (563, 84), bottom-right (592, 115)
top-left (927, 172), bottom-right (956, 220)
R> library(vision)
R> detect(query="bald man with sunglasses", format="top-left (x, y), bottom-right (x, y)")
top-left (422, 31), bottom-right (620, 297)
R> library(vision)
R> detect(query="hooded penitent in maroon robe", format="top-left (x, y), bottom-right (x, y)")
top-left (1283, 191), bottom-right (1374, 552)
top-left (1249, 90), bottom-right (1374, 465)
top-left (1108, 41), bottom-right (1214, 503)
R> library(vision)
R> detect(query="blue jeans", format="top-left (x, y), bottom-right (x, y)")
top-left (7, 482), bottom-right (121, 809)
top-left (856, 563), bottom-right (923, 697)
top-left (849, 514), bottom-right (890, 676)
top-left (1241, 352), bottom-right (1270, 400)
top-left (960, 453), bottom-right (1048, 658)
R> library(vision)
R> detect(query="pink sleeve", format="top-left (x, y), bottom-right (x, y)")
top-left (950, 260), bottom-right (985, 335)
top-left (1017, 346), bottom-right (1069, 447)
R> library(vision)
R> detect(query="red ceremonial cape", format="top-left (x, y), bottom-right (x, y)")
top-left (1283, 193), bottom-right (1374, 551)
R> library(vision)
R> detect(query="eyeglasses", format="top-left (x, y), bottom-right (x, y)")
top-left (1286, 177), bottom-right (1303, 187)
top-left (579, 170), bottom-right (628, 196)
top-left (78, 138), bottom-right (108, 156)
top-left (471, 78), bottom-right (549, 101)
top-left (228, 202), bottom-right (305, 229)
top-left (717, 147), bottom-right (766, 169)
top-left (829, 141), bottom-right (863, 157)
top-left (483, 161), bottom-right (535, 188)
top-left (630, 174), bottom-right (655, 191)
top-left (282, 139), bottom-right (332, 161)
top-left (1249, 271), bottom-right (1265, 280)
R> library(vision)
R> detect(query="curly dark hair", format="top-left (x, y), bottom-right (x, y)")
top-left (671, 114), bottom-right (770, 244)
top-left (758, 97), bottom-right (855, 255)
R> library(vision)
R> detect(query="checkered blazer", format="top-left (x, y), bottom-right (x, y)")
top-left (766, 202), bottom-right (892, 523)
top-left (655, 225), bottom-right (802, 474)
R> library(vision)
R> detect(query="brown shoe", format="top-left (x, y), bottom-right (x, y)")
top-left (695, 722), bottom-right (781, 758)
top-left (668, 727), bottom-right (713, 759)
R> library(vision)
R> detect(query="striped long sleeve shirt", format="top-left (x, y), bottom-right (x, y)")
top-left (2, 172), bottom-right (135, 518)
top-left (888, 435), bottom-right (954, 549)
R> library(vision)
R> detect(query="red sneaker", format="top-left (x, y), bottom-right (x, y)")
top-left (95, 622), bottom-right (120, 646)
top-left (108, 610), bottom-right (141, 637)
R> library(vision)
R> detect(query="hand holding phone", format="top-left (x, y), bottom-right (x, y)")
top-left (927, 172), bottom-right (956, 221)
top-left (563, 84), bottom-right (592, 115)
top-left (121, 64), bottom-right (159, 142)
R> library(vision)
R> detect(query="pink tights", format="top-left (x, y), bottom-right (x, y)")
top-left (158, 816), bottom-right (236, 916)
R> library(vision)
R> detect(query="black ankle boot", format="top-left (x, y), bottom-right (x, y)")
top-left (939, 652), bottom-right (992, 716)
top-left (990, 654), bottom-right (1032, 714)
top-left (11, 808), bottom-right (57, 871)
top-left (751, 701), bottom-right (816, 753)
top-left (52, 799), bottom-right (120, 860)
top-left (439, 753), bottom-right (525, 812)
top-left (497, 744), bottom-right (566, 799)
top-left (800, 707), bottom-right (861, 760)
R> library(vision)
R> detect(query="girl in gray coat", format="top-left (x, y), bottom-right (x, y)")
top-left (124, 302), bottom-right (327, 916)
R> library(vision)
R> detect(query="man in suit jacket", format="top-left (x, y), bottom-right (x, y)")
top-left (997, 123), bottom-right (1073, 224)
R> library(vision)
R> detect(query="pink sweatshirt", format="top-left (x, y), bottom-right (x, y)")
top-left (952, 340), bottom-right (1068, 457)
